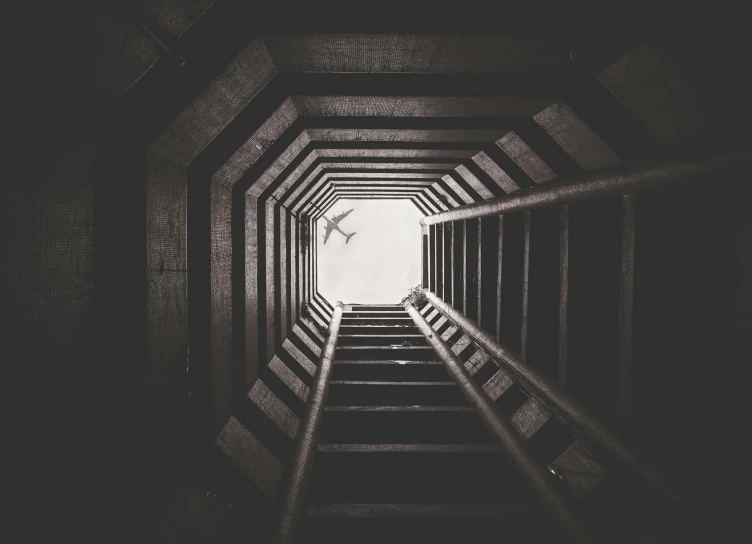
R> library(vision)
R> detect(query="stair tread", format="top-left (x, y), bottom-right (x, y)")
top-left (318, 443), bottom-right (503, 453)
top-left (330, 380), bottom-right (456, 386)
top-left (307, 503), bottom-right (539, 518)
top-left (334, 360), bottom-right (441, 365)
top-left (326, 405), bottom-right (472, 412)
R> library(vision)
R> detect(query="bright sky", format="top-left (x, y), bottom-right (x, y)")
top-left (317, 199), bottom-right (424, 304)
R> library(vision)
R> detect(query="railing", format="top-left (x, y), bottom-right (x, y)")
top-left (407, 302), bottom-right (595, 544)
top-left (274, 301), bottom-right (344, 544)
top-left (422, 289), bottom-right (690, 516)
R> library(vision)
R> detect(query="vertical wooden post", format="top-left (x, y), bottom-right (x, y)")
top-left (429, 225), bottom-right (436, 293)
top-left (558, 205), bottom-right (570, 388)
top-left (618, 194), bottom-right (636, 433)
top-left (436, 224), bottom-right (444, 299)
top-left (496, 216), bottom-right (504, 341)
top-left (521, 211), bottom-right (531, 360)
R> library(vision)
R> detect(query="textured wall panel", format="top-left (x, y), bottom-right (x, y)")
top-left (534, 101), bottom-right (621, 171)
top-left (305, 128), bottom-right (508, 142)
top-left (293, 95), bottom-right (552, 118)
top-left (263, 35), bottom-right (552, 74)
top-left (292, 324), bottom-right (322, 358)
top-left (152, 38), bottom-right (277, 165)
top-left (454, 165), bottom-right (495, 200)
top-left (146, 151), bottom-right (187, 403)
top-left (281, 163), bottom-right (322, 209)
top-left (245, 195), bottom-right (260, 387)
top-left (214, 98), bottom-right (299, 187)
top-left (265, 202), bottom-right (276, 361)
top-left (247, 132), bottom-right (311, 198)
top-left (282, 339), bottom-right (316, 377)
top-left (441, 174), bottom-right (476, 204)
top-left (271, 154), bottom-right (318, 201)
top-left (496, 132), bottom-right (557, 184)
top-left (597, 44), bottom-right (713, 147)
top-left (269, 356), bottom-right (310, 401)
top-left (471, 151), bottom-right (520, 194)
top-left (248, 380), bottom-right (300, 439)
top-left (278, 210), bottom-right (288, 343)
top-left (137, 0), bottom-right (219, 36)
top-left (211, 183), bottom-right (233, 433)
top-left (316, 149), bottom-right (477, 159)
top-left (214, 416), bottom-right (284, 500)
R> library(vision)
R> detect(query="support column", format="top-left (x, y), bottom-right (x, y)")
top-left (275, 301), bottom-right (345, 544)
top-left (443, 222), bottom-right (452, 302)
top-left (429, 225), bottom-right (436, 293)
top-left (452, 220), bottom-right (464, 311)
top-left (436, 224), bottom-right (444, 299)
top-left (407, 302), bottom-right (593, 544)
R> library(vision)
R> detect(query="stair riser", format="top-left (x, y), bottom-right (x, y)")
top-left (328, 383), bottom-right (463, 406)
top-left (339, 326), bottom-right (420, 336)
top-left (320, 411), bottom-right (490, 443)
top-left (341, 318), bottom-right (415, 326)
top-left (309, 452), bottom-right (532, 504)
top-left (335, 347), bottom-right (434, 360)
top-left (337, 336), bottom-right (427, 347)
top-left (332, 363), bottom-right (448, 382)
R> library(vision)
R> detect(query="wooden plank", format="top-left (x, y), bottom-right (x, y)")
top-left (558, 205), bottom-right (569, 388)
top-left (483, 369), bottom-right (514, 401)
top-left (510, 397), bottom-right (552, 439)
top-left (496, 215), bottom-right (504, 341)
top-left (452, 220), bottom-right (464, 311)
top-left (215, 416), bottom-right (285, 501)
top-left (618, 194), bottom-right (636, 432)
top-left (429, 225), bottom-right (436, 292)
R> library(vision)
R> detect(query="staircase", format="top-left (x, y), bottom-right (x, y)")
top-left (296, 304), bottom-right (561, 543)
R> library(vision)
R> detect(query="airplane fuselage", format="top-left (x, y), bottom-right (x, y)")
top-left (324, 217), bottom-right (349, 237)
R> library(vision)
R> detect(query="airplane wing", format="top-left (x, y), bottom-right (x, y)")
top-left (322, 221), bottom-right (334, 244)
top-left (331, 209), bottom-right (353, 224)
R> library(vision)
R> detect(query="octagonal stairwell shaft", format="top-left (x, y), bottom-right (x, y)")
top-left (406, 302), bottom-right (594, 544)
top-left (275, 301), bottom-right (344, 544)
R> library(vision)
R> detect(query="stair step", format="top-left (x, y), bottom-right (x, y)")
top-left (344, 311), bottom-right (408, 318)
top-left (307, 503), bottom-right (540, 518)
top-left (337, 334), bottom-right (426, 347)
top-left (318, 443), bottom-right (503, 453)
top-left (328, 381), bottom-right (464, 406)
top-left (350, 305), bottom-right (406, 312)
top-left (299, 516), bottom-right (559, 544)
top-left (332, 361), bottom-right (447, 382)
top-left (339, 325), bottom-right (420, 336)
top-left (320, 407), bottom-right (491, 443)
top-left (309, 450), bottom-right (534, 504)
top-left (341, 317), bottom-right (415, 326)
top-left (335, 346), bottom-right (434, 360)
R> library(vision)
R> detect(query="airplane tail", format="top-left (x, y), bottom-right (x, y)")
top-left (345, 232), bottom-right (356, 244)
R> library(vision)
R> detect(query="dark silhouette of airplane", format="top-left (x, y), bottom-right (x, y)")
top-left (321, 208), bottom-right (356, 244)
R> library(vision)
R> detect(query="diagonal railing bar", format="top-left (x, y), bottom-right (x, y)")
top-left (406, 301), bottom-right (595, 544)
top-left (274, 301), bottom-right (344, 544)
top-left (422, 289), bottom-right (692, 516)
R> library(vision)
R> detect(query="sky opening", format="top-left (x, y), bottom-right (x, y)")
top-left (317, 199), bottom-right (423, 304)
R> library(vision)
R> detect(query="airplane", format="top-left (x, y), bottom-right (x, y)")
top-left (320, 208), bottom-right (356, 244)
